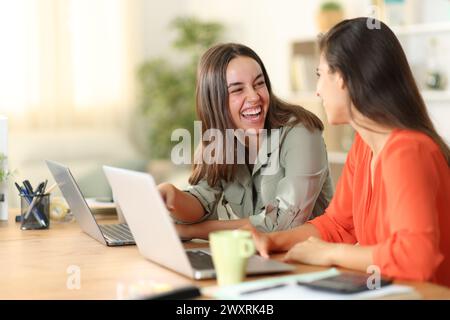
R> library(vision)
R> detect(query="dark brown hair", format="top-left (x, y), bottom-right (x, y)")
top-left (189, 43), bottom-right (324, 186)
top-left (319, 17), bottom-right (450, 165)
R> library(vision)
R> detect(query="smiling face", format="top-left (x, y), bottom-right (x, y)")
top-left (226, 56), bottom-right (270, 132)
top-left (316, 54), bottom-right (352, 125)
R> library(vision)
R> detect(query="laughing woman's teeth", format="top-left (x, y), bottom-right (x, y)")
top-left (241, 106), bottom-right (262, 119)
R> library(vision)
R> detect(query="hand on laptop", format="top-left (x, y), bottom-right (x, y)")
top-left (158, 183), bottom-right (176, 212)
top-left (157, 183), bottom-right (206, 224)
top-left (240, 224), bottom-right (273, 259)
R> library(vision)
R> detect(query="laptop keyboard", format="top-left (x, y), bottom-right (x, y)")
top-left (186, 250), bottom-right (215, 270)
top-left (100, 223), bottom-right (134, 242)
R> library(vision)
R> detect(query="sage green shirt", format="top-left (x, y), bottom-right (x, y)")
top-left (184, 125), bottom-right (334, 232)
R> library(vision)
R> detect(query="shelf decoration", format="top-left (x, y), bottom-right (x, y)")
top-left (316, 1), bottom-right (344, 33)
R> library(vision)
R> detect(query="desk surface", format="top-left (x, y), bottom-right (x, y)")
top-left (1, 213), bottom-right (449, 300)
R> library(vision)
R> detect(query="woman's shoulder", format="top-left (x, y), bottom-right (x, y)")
top-left (381, 129), bottom-right (448, 170)
top-left (354, 129), bottom-right (441, 155)
top-left (385, 129), bottom-right (442, 155)
top-left (279, 123), bottom-right (322, 143)
top-left (279, 124), bottom-right (326, 154)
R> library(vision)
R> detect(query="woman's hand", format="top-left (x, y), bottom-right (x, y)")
top-left (241, 224), bottom-right (273, 259)
top-left (283, 236), bottom-right (338, 267)
top-left (158, 182), bottom-right (176, 212)
top-left (157, 183), bottom-right (206, 223)
top-left (174, 223), bottom-right (193, 240)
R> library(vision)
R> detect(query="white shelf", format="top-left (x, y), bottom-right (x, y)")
top-left (392, 21), bottom-right (450, 36)
top-left (293, 22), bottom-right (450, 41)
top-left (328, 151), bottom-right (347, 164)
top-left (292, 36), bottom-right (318, 44)
top-left (421, 90), bottom-right (450, 102)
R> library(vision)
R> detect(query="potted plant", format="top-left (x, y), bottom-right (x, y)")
top-left (0, 153), bottom-right (14, 221)
top-left (130, 17), bottom-right (224, 163)
top-left (317, 1), bottom-right (344, 33)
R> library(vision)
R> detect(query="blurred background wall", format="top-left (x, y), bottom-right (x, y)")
top-left (1, 0), bottom-right (449, 208)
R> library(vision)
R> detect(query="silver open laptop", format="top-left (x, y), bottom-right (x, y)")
top-left (103, 165), bottom-right (295, 280)
top-left (46, 160), bottom-right (135, 246)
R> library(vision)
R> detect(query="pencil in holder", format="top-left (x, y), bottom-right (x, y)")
top-left (20, 193), bottom-right (50, 230)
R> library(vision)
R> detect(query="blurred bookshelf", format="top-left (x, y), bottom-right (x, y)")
top-left (289, 37), bottom-right (352, 187)
top-left (421, 90), bottom-right (450, 102)
top-left (328, 151), bottom-right (347, 165)
top-left (288, 16), bottom-right (450, 184)
top-left (391, 21), bottom-right (450, 36)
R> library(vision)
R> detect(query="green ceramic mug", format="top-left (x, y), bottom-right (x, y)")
top-left (209, 230), bottom-right (255, 286)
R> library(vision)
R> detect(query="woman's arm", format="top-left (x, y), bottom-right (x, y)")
top-left (178, 216), bottom-right (322, 243)
top-left (176, 218), bottom-right (250, 240)
top-left (158, 183), bottom-right (205, 223)
top-left (371, 137), bottom-right (446, 281)
top-left (283, 237), bottom-right (374, 271)
top-left (252, 135), bottom-right (361, 259)
top-left (331, 243), bottom-right (375, 271)
top-left (269, 223), bottom-right (322, 252)
top-left (249, 222), bottom-right (321, 258)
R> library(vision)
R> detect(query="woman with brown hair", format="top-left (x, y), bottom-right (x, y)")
top-left (249, 18), bottom-right (450, 286)
top-left (158, 43), bottom-right (334, 239)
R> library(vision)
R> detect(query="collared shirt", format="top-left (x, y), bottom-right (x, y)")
top-left (184, 124), bottom-right (334, 232)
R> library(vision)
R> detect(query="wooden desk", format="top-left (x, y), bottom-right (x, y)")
top-left (1, 213), bottom-right (449, 300)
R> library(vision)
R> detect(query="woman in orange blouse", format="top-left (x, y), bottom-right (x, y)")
top-left (249, 18), bottom-right (450, 287)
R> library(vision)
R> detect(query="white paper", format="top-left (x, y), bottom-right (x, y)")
top-left (85, 197), bottom-right (116, 209)
top-left (203, 268), bottom-right (339, 299)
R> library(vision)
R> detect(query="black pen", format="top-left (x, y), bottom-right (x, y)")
top-left (14, 182), bottom-right (24, 195)
top-left (16, 181), bottom-right (46, 227)
top-left (24, 182), bottom-right (57, 222)
top-left (23, 180), bottom-right (34, 194)
top-left (240, 283), bottom-right (288, 295)
top-left (35, 182), bottom-right (44, 195)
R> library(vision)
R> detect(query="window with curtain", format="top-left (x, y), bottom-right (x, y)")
top-left (0, 0), bottom-right (138, 130)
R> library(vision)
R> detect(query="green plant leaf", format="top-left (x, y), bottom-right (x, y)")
top-left (0, 153), bottom-right (14, 183)
top-left (320, 1), bottom-right (342, 11)
top-left (132, 16), bottom-right (224, 159)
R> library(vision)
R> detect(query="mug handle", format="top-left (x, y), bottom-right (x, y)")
top-left (239, 238), bottom-right (255, 259)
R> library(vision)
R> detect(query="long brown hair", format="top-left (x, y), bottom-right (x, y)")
top-left (319, 17), bottom-right (450, 165)
top-left (189, 43), bottom-right (323, 186)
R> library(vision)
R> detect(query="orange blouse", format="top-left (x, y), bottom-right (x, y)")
top-left (310, 129), bottom-right (450, 287)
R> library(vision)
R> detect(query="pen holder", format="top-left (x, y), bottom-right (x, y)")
top-left (20, 193), bottom-right (50, 230)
